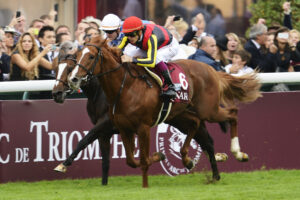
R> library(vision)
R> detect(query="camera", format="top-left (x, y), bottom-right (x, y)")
top-left (173, 15), bottom-right (181, 21)
top-left (51, 44), bottom-right (57, 51)
top-left (16, 11), bottom-right (21, 18)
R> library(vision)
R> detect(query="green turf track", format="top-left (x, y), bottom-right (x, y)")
top-left (1, 169), bottom-right (300, 200)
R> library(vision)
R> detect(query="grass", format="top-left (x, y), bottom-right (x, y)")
top-left (1, 169), bottom-right (300, 200)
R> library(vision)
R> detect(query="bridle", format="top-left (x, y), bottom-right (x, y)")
top-left (76, 43), bottom-right (126, 115)
top-left (56, 54), bottom-right (77, 89)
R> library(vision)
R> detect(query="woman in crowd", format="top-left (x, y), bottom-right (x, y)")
top-left (289, 29), bottom-right (300, 71)
top-left (225, 32), bottom-right (243, 63)
top-left (273, 27), bottom-right (300, 72)
top-left (10, 32), bottom-right (52, 80)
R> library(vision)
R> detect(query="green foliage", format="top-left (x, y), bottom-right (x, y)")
top-left (1, 170), bottom-right (300, 200)
top-left (249, 0), bottom-right (300, 30)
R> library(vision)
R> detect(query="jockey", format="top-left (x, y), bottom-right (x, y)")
top-left (101, 14), bottom-right (123, 47)
top-left (118, 16), bottom-right (178, 99)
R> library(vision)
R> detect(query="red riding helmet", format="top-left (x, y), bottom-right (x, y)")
top-left (122, 16), bottom-right (144, 33)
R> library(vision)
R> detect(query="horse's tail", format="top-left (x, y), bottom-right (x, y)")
top-left (217, 72), bottom-right (262, 106)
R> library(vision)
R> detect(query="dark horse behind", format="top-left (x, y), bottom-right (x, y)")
top-left (52, 41), bottom-right (118, 185)
top-left (68, 36), bottom-right (261, 187)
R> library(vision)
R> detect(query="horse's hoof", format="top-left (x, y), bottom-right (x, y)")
top-left (54, 163), bottom-right (67, 173)
top-left (186, 160), bottom-right (195, 170)
top-left (215, 153), bottom-right (228, 162)
top-left (240, 153), bottom-right (249, 162)
top-left (213, 174), bottom-right (221, 181)
top-left (236, 152), bottom-right (249, 162)
top-left (153, 152), bottom-right (166, 161)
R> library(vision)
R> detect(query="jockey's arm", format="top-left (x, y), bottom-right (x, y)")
top-left (118, 36), bottom-right (129, 49)
top-left (133, 35), bottom-right (158, 68)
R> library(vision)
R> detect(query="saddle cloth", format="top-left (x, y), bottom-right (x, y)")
top-left (143, 62), bottom-right (190, 126)
top-left (145, 62), bottom-right (189, 103)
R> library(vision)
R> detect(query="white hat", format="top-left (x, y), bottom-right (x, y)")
top-left (82, 16), bottom-right (102, 28)
top-left (3, 26), bottom-right (16, 34)
top-left (101, 14), bottom-right (121, 31)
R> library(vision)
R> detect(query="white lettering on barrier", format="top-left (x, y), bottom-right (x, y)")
top-left (3, 121), bottom-right (140, 164)
top-left (30, 121), bottom-right (48, 162)
top-left (0, 133), bottom-right (10, 163)
top-left (15, 148), bottom-right (29, 163)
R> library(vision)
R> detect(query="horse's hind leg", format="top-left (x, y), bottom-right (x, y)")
top-left (211, 106), bottom-right (249, 162)
top-left (194, 121), bottom-right (220, 181)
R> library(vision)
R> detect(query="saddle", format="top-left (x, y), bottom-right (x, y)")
top-left (144, 62), bottom-right (190, 126)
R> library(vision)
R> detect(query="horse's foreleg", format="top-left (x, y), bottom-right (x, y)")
top-left (99, 133), bottom-right (113, 185)
top-left (137, 125), bottom-right (153, 188)
top-left (120, 131), bottom-right (140, 168)
top-left (54, 125), bottom-right (100, 173)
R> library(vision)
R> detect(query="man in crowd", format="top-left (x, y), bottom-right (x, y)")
top-left (188, 35), bottom-right (222, 71)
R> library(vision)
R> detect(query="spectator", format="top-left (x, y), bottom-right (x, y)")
top-left (289, 29), bottom-right (300, 71)
top-left (180, 13), bottom-right (207, 45)
top-left (244, 23), bottom-right (277, 72)
top-left (74, 21), bottom-right (89, 48)
top-left (225, 32), bottom-right (244, 63)
top-left (265, 31), bottom-right (275, 49)
top-left (38, 26), bottom-right (57, 80)
top-left (214, 35), bottom-right (229, 69)
top-left (0, 29), bottom-right (10, 81)
top-left (10, 32), bottom-right (52, 81)
top-left (188, 36), bottom-right (222, 71)
top-left (55, 25), bottom-right (72, 36)
top-left (3, 26), bottom-right (16, 56)
top-left (122, 0), bottom-right (143, 19)
top-left (191, 0), bottom-right (211, 24)
top-left (56, 32), bottom-right (72, 46)
top-left (8, 13), bottom-right (26, 36)
top-left (26, 19), bottom-right (45, 46)
top-left (273, 27), bottom-right (300, 72)
top-left (82, 16), bottom-right (102, 30)
top-left (83, 27), bottom-right (101, 43)
top-left (40, 9), bottom-right (57, 27)
top-left (206, 7), bottom-right (226, 37)
top-left (224, 49), bottom-right (254, 75)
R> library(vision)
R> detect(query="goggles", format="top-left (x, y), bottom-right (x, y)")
top-left (104, 30), bottom-right (116, 34)
top-left (125, 31), bottom-right (138, 37)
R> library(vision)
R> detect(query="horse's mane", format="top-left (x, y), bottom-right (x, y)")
top-left (90, 36), bottom-right (122, 63)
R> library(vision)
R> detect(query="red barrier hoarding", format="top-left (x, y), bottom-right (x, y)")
top-left (0, 92), bottom-right (300, 183)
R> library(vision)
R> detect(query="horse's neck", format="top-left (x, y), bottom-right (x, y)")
top-left (81, 78), bottom-right (103, 100)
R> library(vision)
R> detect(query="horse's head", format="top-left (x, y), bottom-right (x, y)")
top-left (68, 36), bottom-right (107, 90)
top-left (52, 41), bottom-right (77, 103)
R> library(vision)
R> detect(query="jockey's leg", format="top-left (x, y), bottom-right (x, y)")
top-left (155, 61), bottom-right (176, 98)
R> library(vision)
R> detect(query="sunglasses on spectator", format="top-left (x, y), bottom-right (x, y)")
top-left (125, 31), bottom-right (138, 37)
top-left (104, 30), bottom-right (116, 34)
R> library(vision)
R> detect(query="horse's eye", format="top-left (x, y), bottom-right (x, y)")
top-left (89, 55), bottom-right (95, 59)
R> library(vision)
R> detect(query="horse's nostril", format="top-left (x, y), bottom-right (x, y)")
top-left (72, 77), bottom-right (78, 83)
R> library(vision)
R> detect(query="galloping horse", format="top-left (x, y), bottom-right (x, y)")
top-left (68, 36), bottom-right (261, 187)
top-left (52, 42), bottom-right (118, 185)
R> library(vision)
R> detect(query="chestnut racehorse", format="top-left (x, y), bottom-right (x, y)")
top-left (68, 36), bottom-right (261, 187)
top-left (52, 43), bottom-right (118, 185)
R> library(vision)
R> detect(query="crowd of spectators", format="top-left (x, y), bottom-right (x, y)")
top-left (0, 1), bottom-right (300, 94)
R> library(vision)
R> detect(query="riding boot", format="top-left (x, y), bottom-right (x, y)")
top-left (156, 61), bottom-right (177, 99)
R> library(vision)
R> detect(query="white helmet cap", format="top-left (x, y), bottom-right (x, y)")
top-left (101, 14), bottom-right (121, 31)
